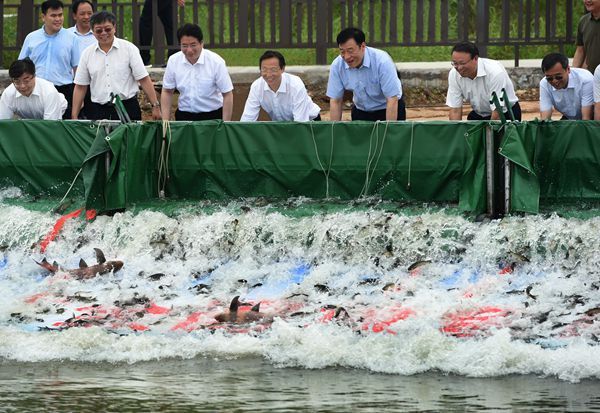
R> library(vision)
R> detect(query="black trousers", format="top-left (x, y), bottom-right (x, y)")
top-left (86, 97), bottom-right (142, 121)
top-left (467, 102), bottom-right (522, 121)
top-left (351, 97), bottom-right (407, 121)
top-left (139, 0), bottom-right (176, 65)
top-left (55, 83), bottom-right (74, 120)
top-left (175, 108), bottom-right (223, 121)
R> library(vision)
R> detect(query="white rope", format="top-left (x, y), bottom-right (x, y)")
top-left (407, 121), bottom-right (415, 191)
top-left (309, 122), bottom-right (334, 198)
top-left (360, 121), bottom-right (379, 197)
top-left (158, 119), bottom-right (172, 198)
top-left (52, 120), bottom-right (110, 212)
top-left (360, 121), bottom-right (389, 197)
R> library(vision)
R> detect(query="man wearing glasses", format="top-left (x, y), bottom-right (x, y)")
top-left (540, 53), bottom-right (594, 120)
top-left (327, 27), bottom-right (405, 121)
top-left (241, 50), bottom-right (321, 122)
top-left (160, 23), bottom-right (233, 121)
top-left (18, 0), bottom-right (80, 119)
top-left (446, 42), bottom-right (521, 121)
top-left (72, 11), bottom-right (161, 121)
top-left (0, 58), bottom-right (67, 120)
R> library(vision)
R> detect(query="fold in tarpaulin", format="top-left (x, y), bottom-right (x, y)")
top-left (498, 122), bottom-right (540, 214)
top-left (80, 121), bottom-right (485, 213)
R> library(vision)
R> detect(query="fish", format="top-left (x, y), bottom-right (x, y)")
top-left (408, 260), bottom-right (431, 271)
top-left (214, 296), bottom-right (273, 324)
top-left (35, 248), bottom-right (123, 280)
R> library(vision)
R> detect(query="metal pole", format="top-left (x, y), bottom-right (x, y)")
top-left (504, 158), bottom-right (511, 215)
top-left (485, 125), bottom-right (495, 217)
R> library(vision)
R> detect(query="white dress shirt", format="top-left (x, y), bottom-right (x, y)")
top-left (241, 72), bottom-right (321, 121)
top-left (74, 37), bottom-right (149, 104)
top-left (163, 49), bottom-right (234, 113)
top-left (540, 67), bottom-right (594, 120)
top-left (0, 77), bottom-right (67, 120)
top-left (446, 57), bottom-right (519, 116)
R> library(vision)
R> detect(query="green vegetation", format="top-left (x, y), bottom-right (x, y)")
top-left (1, 0), bottom-right (582, 67)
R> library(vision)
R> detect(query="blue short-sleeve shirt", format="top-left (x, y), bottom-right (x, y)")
top-left (19, 27), bottom-right (80, 86)
top-left (326, 46), bottom-right (402, 112)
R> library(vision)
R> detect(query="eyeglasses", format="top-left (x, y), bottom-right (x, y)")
top-left (545, 74), bottom-right (564, 82)
top-left (260, 68), bottom-right (281, 74)
top-left (12, 75), bottom-right (34, 86)
top-left (451, 58), bottom-right (473, 68)
top-left (93, 27), bottom-right (113, 34)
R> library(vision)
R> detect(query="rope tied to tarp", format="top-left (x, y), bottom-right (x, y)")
top-left (309, 122), bottom-right (334, 198)
top-left (360, 120), bottom-right (390, 197)
top-left (407, 122), bottom-right (415, 191)
top-left (158, 119), bottom-right (172, 199)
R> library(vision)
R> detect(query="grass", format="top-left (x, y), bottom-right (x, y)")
top-left (1, 1), bottom-right (583, 68)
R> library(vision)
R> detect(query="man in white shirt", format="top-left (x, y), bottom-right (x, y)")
top-left (0, 58), bottom-right (67, 120)
top-left (446, 42), bottom-right (521, 121)
top-left (72, 11), bottom-right (161, 121)
top-left (540, 52), bottom-right (594, 120)
top-left (160, 23), bottom-right (233, 121)
top-left (241, 51), bottom-right (321, 122)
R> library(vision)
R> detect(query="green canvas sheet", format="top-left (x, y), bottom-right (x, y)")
top-left (499, 120), bottom-right (600, 213)
top-left (0, 120), bottom-right (97, 196)
top-left (82, 121), bottom-right (485, 212)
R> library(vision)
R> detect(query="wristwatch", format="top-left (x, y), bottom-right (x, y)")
top-left (152, 101), bottom-right (161, 108)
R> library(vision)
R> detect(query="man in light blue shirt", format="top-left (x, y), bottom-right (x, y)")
top-left (19, 0), bottom-right (80, 119)
top-left (67, 0), bottom-right (96, 54)
top-left (327, 27), bottom-right (404, 121)
top-left (539, 52), bottom-right (594, 120)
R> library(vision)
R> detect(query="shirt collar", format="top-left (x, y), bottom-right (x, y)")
top-left (95, 37), bottom-right (120, 53)
top-left (475, 58), bottom-right (487, 78)
top-left (14, 79), bottom-right (41, 98)
top-left (262, 73), bottom-right (288, 94)
top-left (42, 26), bottom-right (61, 37)
top-left (343, 46), bottom-right (371, 70)
top-left (73, 27), bottom-right (93, 36)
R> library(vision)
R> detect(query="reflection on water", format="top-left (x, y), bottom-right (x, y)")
top-left (1, 357), bottom-right (599, 412)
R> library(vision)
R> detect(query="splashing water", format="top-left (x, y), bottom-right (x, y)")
top-left (1, 193), bottom-right (599, 383)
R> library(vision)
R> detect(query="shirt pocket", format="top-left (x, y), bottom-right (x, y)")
top-left (366, 79), bottom-right (383, 99)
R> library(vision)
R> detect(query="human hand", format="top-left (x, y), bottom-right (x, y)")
top-left (152, 106), bottom-right (161, 120)
top-left (177, 0), bottom-right (185, 6)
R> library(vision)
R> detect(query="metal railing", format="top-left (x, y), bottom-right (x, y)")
top-left (4, 0), bottom-right (579, 67)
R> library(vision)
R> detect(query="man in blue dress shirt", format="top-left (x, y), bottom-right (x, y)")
top-left (19, 0), bottom-right (80, 119)
top-left (327, 27), bottom-right (405, 121)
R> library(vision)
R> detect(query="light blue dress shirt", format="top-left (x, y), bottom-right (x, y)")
top-left (18, 27), bottom-right (80, 86)
top-left (67, 26), bottom-right (97, 55)
top-left (539, 67), bottom-right (594, 120)
top-left (326, 46), bottom-right (402, 112)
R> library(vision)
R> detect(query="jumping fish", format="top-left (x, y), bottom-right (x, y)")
top-left (214, 296), bottom-right (273, 323)
top-left (35, 248), bottom-right (123, 280)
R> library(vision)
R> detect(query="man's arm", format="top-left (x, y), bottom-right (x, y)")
top-left (448, 107), bottom-right (462, 120)
top-left (582, 105), bottom-right (593, 120)
top-left (71, 84), bottom-right (88, 119)
top-left (160, 88), bottom-right (175, 121)
top-left (329, 98), bottom-right (343, 121)
top-left (540, 109), bottom-right (553, 120)
top-left (138, 76), bottom-right (161, 120)
top-left (385, 96), bottom-right (398, 121)
top-left (240, 82), bottom-right (262, 121)
top-left (594, 103), bottom-right (600, 120)
top-left (573, 46), bottom-right (586, 68)
top-left (221, 91), bottom-right (233, 121)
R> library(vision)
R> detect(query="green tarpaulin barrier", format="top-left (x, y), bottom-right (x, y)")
top-left (0, 120), bottom-right (97, 196)
top-left (81, 121), bottom-right (485, 212)
top-left (499, 120), bottom-right (600, 213)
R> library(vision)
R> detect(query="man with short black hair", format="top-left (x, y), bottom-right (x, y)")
top-left (18, 0), bottom-right (80, 119)
top-left (68, 0), bottom-right (96, 53)
top-left (539, 52), bottom-right (593, 120)
top-left (0, 58), bottom-right (67, 120)
top-left (72, 11), bottom-right (161, 121)
top-left (241, 50), bottom-right (321, 121)
top-left (446, 42), bottom-right (521, 121)
top-left (160, 23), bottom-right (233, 121)
top-left (327, 27), bottom-right (405, 121)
